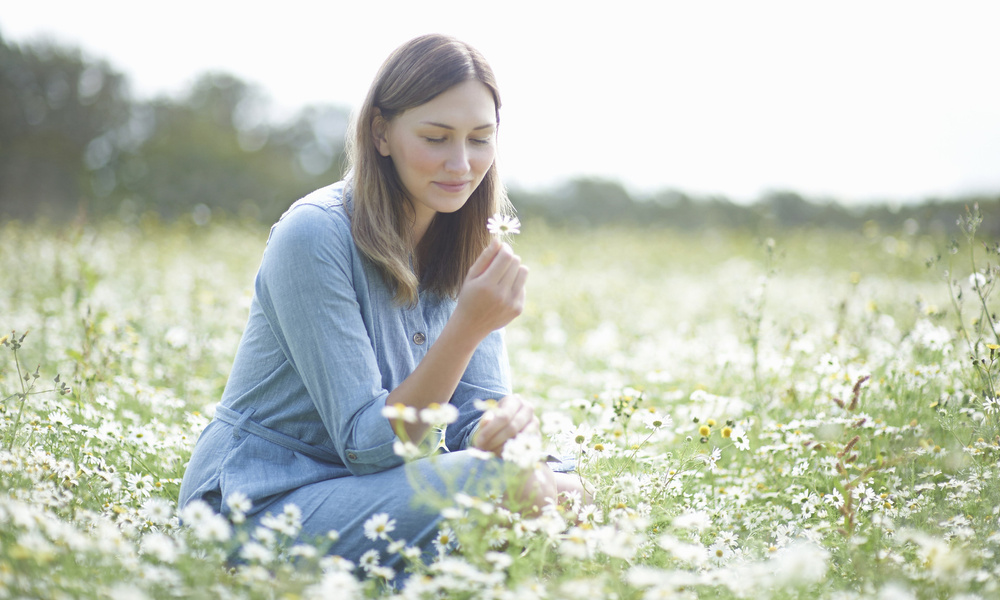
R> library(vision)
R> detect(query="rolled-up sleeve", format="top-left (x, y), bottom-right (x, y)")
top-left (446, 329), bottom-right (511, 451)
top-left (255, 203), bottom-right (401, 476)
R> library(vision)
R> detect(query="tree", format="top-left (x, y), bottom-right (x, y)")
top-left (0, 34), bottom-right (131, 220)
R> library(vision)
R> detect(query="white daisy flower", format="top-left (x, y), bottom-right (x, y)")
top-left (382, 403), bottom-right (418, 423)
top-left (487, 213), bottom-right (521, 235)
top-left (501, 433), bottom-right (545, 470)
top-left (368, 565), bottom-right (395, 580)
top-left (196, 513), bottom-right (232, 542)
top-left (239, 541), bottom-right (274, 563)
top-left (363, 513), bottom-right (396, 541)
top-left (289, 544), bottom-right (318, 559)
top-left (419, 402), bottom-right (459, 425)
top-left (485, 550), bottom-right (513, 569)
top-left (179, 499), bottom-right (214, 527)
top-left (433, 526), bottom-right (456, 555)
top-left (307, 571), bottom-right (362, 600)
top-left (393, 440), bottom-right (422, 460)
top-left (226, 491), bottom-right (252, 515)
top-left (358, 549), bottom-right (381, 571)
top-left (141, 497), bottom-right (174, 525)
top-left (139, 532), bottom-right (178, 563)
top-left (126, 472), bottom-right (155, 498)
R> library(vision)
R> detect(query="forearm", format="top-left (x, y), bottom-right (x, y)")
top-left (388, 239), bottom-right (525, 443)
top-left (386, 316), bottom-right (486, 442)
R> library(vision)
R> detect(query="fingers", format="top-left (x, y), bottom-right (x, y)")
top-left (474, 395), bottom-right (537, 454)
top-left (473, 418), bottom-right (504, 455)
top-left (468, 237), bottom-right (502, 279)
top-left (510, 264), bottom-right (529, 303)
top-left (456, 241), bottom-right (528, 337)
top-left (497, 255), bottom-right (528, 290)
top-left (480, 242), bottom-right (520, 286)
top-left (488, 246), bottom-right (527, 310)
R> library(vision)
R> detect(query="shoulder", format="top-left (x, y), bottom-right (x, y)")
top-left (277, 180), bottom-right (352, 230)
top-left (266, 181), bottom-right (355, 253)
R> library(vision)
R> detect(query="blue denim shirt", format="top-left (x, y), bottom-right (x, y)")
top-left (179, 181), bottom-right (510, 512)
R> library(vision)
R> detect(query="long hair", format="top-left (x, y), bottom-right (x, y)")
top-left (345, 34), bottom-right (513, 306)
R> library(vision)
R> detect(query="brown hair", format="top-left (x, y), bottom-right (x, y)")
top-left (345, 34), bottom-right (513, 306)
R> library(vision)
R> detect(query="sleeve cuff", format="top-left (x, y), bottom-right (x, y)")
top-left (457, 417), bottom-right (484, 451)
top-left (342, 435), bottom-right (404, 475)
top-left (341, 394), bottom-right (405, 476)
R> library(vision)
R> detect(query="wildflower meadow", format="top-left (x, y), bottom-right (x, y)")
top-left (2, 207), bottom-right (999, 599)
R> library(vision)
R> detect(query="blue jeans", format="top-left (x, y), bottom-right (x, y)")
top-left (248, 449), bottom-right (506, 570)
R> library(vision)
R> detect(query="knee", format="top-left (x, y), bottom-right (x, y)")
top-left (511, 464), bottom-right (558, 516)
top-left (411, 450), bottom-right (505, 499)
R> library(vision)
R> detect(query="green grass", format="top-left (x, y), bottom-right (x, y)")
top-left (2, 212), bottom-right (999, 599)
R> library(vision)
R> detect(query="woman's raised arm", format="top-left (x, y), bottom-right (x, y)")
top-left (385, 237), bottom-right (528, 441)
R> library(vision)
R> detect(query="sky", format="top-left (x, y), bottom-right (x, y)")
top-left (3, 0), bottom-right (1000, 205)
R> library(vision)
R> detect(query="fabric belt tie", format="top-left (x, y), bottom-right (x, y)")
top-left (213, 405), bottom-right (341, 464)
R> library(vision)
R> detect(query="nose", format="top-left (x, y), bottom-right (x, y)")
top-left (444, 142), bottom-right (471, 175)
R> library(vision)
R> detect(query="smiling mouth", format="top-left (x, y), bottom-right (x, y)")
top-left (434, 181), bottom-right (470, 192)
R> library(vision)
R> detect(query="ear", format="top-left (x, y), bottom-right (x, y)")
top-left (372, 109), bottom-right (391, 157)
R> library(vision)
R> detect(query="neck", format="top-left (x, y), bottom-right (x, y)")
top-left (410, 207), bottom-right (436, 248)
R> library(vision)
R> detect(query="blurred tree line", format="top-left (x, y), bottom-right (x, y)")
top-left (2, 34), bottom-right (998, 236)
top-left (1, 33), bottom-right (348, 224)
top-left (512, 180), bottom-right (1000, 237)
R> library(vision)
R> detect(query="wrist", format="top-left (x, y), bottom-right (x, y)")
top-left (442, 312), bottom-right (490, 353)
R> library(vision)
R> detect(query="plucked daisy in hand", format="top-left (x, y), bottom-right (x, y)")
top-left (487, 213), bottom-right (521, 235)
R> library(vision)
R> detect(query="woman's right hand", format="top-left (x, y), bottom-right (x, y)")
top-left (453, 238), bottom-right (528, 339)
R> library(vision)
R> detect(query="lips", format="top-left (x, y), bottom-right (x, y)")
top-left (434, 181), bottom-right (470, 193)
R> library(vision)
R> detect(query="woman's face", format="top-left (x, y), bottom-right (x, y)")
top-left (376, 79), bottom-right (497, 236)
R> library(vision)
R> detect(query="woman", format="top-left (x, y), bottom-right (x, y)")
top-left (178, 34), bottom-right (581, 570)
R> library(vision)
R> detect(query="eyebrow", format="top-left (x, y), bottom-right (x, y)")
top-left (420, 121), bottom-right (495, 131)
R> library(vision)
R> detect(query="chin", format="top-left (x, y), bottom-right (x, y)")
top-left (430, 194), bottom-right (474, 215)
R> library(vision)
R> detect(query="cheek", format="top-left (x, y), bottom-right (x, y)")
top-left (396, 143), bottom-right (440, 175)
top-left (470, 147), bottom-right (496, 174)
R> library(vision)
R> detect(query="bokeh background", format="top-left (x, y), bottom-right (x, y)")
top-left (4, 5), bottom-right (1000, 598)
top-left (2, 0), bottom-right (1000, 231)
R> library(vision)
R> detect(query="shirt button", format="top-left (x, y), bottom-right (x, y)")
top-left (412, 332), bottom-right (426, 345)
top-left (347, 452), bottom-right (358, 461)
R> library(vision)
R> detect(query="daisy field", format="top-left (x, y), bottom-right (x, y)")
top-left (2, 206), bottom-right (999, 599)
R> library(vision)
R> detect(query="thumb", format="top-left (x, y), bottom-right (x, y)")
top-left (472, 411), bottom-right (496, 449)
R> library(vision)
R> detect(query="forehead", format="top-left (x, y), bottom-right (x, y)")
top-left (399, 80), bottom-right (497, 127)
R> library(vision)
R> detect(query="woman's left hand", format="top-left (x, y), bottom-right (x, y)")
top-left (471, 394), bottom-right (539, 456)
